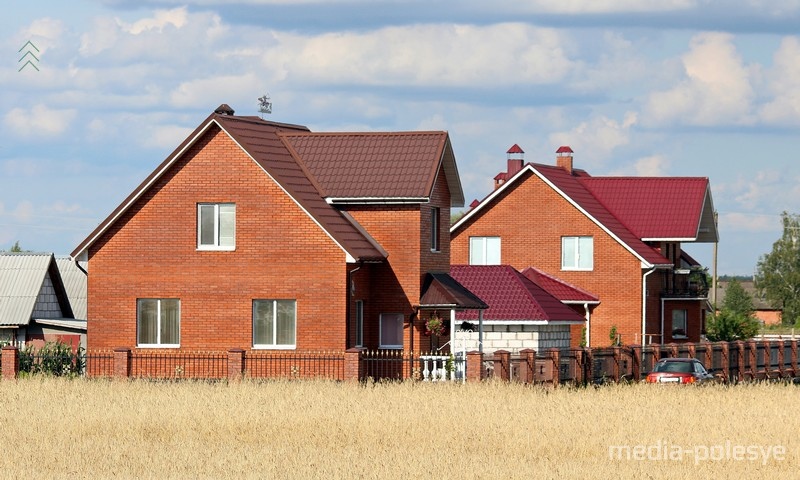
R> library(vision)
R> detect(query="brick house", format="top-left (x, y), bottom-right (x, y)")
top-left (71, 105), bottom-right (483, 356)
top-left (450, 145), bottom-right (718, 346)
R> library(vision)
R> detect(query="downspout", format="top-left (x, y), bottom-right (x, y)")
top-left (642, 266), bottom-right (657, 346)
top-left (346, 262), bottom-right (362, 349)
top-left (584, 303), bottom-right (590, 347)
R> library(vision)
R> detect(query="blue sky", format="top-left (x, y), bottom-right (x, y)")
top-left (3, 0), bottom-right (800, 275)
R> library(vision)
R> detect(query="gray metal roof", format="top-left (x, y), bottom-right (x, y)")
top-left (0, 253), bottom-right (53, 326)
top-left (55, 257), bottom-right (87, 320)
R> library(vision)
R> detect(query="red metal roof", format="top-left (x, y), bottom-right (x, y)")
top-left (279, 131), bottom-right (463, 205)
top-left (556, 146), bottom-right (574, 154)
top-left (580, 177), bottom-right (709, 239)
top-left (450, 265), bottom-right (584, 322)
top-left (520, 267), bottom-right (599, 303)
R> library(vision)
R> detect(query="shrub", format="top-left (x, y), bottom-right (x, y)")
top-left (19, 341), bottom-right (85, 377)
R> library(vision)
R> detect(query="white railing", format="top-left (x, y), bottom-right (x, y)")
top-left (420, 353), bottom-right (465, 382)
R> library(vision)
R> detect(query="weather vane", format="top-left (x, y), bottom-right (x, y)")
top-left (258, 94), bottom-right (272, 118)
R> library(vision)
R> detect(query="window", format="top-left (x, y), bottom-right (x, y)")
top-left (355, 300), bottom-right (364, 347)
top-left (430, 207), bottom-right (440, 252)
top-left (137, 299), bottom-right (180, 347)
top-left (253, 300), bottom-right (296, 349)
top-left (469, 237), bottom-right (501, 265)
top-left (672, 310), bottom-right (688, 338)
top-left (198, 203), bottom-right (235, 250)
top-left (379, 313), bottom-right (403, 349)
top-left (562, 236), bottom-right (593, 270)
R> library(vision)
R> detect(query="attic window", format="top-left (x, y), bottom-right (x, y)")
top-left (198, 203), bottom-right (236, 250)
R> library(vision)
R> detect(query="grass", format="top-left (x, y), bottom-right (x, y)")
top-left (0, 378), bottom-right (797, 479)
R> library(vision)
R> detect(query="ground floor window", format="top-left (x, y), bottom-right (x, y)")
top-left (379, 313), bottom-right (403, 349)
top-left (355, 300), bottom-right (364, 347)
top-left (672, 309), bottom-right (688, 338)
top-left (253, 300), bottom-right (296, 349)
top-left (137, 299), bottom-right (180, 347)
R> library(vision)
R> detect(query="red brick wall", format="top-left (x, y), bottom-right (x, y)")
top-left (87, 126), bottom-right (348, 352)
top-left (451, 169), bottom-right (646, 347)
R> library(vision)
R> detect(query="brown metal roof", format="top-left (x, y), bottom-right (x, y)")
top-left (280, 131), bottom-right (464, 205)
top-left (419, 272), bottom-right (488, 310)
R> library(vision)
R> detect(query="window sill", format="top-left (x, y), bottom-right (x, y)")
top-left (561, 267), bottom-right (593, 272)
top-left (137, 344), bottom-right (180, 349)
top-left (252, 345), bottom-right (296, 350)
top-left (197, 247), bottom-right (236, 252)
top-left (379, 345), bottom-right (403, 350)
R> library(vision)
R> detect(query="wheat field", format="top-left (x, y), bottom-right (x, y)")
top-left (0, 378), bottom-right (796, 479)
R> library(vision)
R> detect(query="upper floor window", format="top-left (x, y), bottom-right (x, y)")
top-left (253, 299), bottom-right (296, 349)
top-left (672, 309), bottom-right (688, 339)
top-left (562, 236), bottom-right (593, 270)
top-left (198, 203), bottom-right (235, 250)
top-left (469, 237), bottom-right (501, 265)
top-left (379, 313), bottom-right (404, 349)
top-left (137, 298), bottom-right (180, 347)
top-left (430, 207), bottom-right (441, 252)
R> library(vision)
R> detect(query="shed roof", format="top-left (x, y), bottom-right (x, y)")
top-left (450, 265), bottom-right (584, 323)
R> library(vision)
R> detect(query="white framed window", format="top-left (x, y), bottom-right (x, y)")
top-left (355, 300), bottom-right (364, 347)
top-left (469, 237), bottom-right (501, 265)
top-left (562, 236), bottom-right (593, 270)
top-left (430, 207), bottom-right (440, 252)
top-left (198, 203), bottom-right (235, 250)
top-left (137, 299), bottom-right (180, 347)
top-left (253, 300), bottom-right (296, 349)
top-left (379, 313), bottom-right (403, 349)
top-left (672, 310), bottom-right (688, 339)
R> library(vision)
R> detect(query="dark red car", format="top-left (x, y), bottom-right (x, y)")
top-left (645, 358), bottom-right (715, 384)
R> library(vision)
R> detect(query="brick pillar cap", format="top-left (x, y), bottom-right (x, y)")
top-left (519, 349), bottom-right (536, 354)
top-left (494, 349), bottom-right (510, 354)
top-left (345, 347), bottom-right (365, 353)
top-left (228, 348), bottom-right (245, 353)
top-left (113, 347), bottom-right (132, 353)
top-left (2, 345), bottom-right (18, 351)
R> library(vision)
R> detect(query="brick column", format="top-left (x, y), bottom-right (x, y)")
top-left (2, 346), bottom-right (19, 380)
top-left (113, 347), bottom-right (131, 379)
top-left (791, 340), bottom-right (798, 377)
top-left (344, 348), bottom-right (363, 382)
top-left (776, 340), bottom-right (784, 378)
top-left (704, 344), bottom-right (713, 375)
top-left (549, 348), bottom-right (560, 387)
top-left (651, 344), bottom-right (661, 363)
top-left (748, 340), bottom-right (757, 380)
top-left (519, 349), bottom-right (536, 384)
top-left (228, 349), bottom-right (245, 381)
top-left (719, 342), bottom-right (729, 383)
top-left (631, 346), bottom-right (641, 381)
top-left (612, 346), bottom-right (621, 382)
top-left (493, 350), bottom-right (510, 381)
top-left (735, 341), bottom-right (745, 382)
top-left (466, 351), bottom-right (483, 382)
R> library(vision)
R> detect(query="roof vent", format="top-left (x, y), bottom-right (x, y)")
top-left (214, 104), bottom-right (235, 115)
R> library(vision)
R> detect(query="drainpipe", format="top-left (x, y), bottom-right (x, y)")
top-left (346, 262), bottom-right (362, 349)
top-left (478, 309), bottom-right (484, 354)
top-left (642, 266), bottom-right (657, 346)
top-left (584, 303), bottom-right (591, 347)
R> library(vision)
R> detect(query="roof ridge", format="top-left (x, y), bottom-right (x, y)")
top-left (279, 130), bottom-right (447, 137)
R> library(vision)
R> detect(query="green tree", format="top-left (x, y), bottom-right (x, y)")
top-left (9, 241), bottom-right (22, 252)
top-left (755, 212), bottom-right (800, 327)
top-left (706, 278), bottom-right (760, 341)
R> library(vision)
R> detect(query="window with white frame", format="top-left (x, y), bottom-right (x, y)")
top-left (561, 236), bottom-right (593, 270)
top-left (469, 236), bottom-right (501, 265)
top-left (137, 299), bottom-right (180, 347)
top-left (430, 207), bottom-right (440, 252)
top-left (355, 300), bottom-right (364, 347)
top-left (379, 313), bottom-right (403, 349)
top-left (672, 310), bottom-right (688, 338)
top-left (198, 203), bottom-right (235, 250)
top-left (253, 300), bottom-right (296, 349)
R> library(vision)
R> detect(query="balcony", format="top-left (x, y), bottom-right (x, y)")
top-left (661, 267), bottom-right (709, 299)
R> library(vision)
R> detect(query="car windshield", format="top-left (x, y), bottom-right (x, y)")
top-left (655, 361), bottom-right (693, 373)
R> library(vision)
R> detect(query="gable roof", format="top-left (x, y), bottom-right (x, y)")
top-left (450, 265), bottom-right (584, 323)
top-left (580, 177), bottom-right (717, 242)
top-left (419, 272), bottom-right (488, 310)
top-left (520, 267), bottom-right (599, 304)
top-left (0, 253), bottom-right (73, 326)
top-left (55, 257), bottom-right (87, 320)
top-left (71, 110), bottom-right (399, 263)
top-left (279, 131), bottom-right (464, 206)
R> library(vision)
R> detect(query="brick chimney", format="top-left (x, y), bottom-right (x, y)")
top-left (494, 144), bottom-right (525, 190)
top-left (556, 146), bottom-right (573, 174)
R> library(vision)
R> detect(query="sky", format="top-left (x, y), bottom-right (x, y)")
top-left (3, 0), bottom-right (800, 275)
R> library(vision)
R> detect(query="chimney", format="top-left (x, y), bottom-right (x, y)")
top-left (214, 104), bottom-right (235, 115)
top-left (495, 144), bottom-right (525, 190)
top-left (556, 146), bottom-right (573, 174)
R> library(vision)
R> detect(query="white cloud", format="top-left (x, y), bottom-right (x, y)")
top-left (643, 32), bottom-right (755, 126)
top-left (547, 111), bottom-right (637, 167)
top-left (169, 73), bottom-right (262, 108)
top-left (759, 36), bottom-right (800, 124)
top-left (634, 155), bottom-right (670, 176)
top-left (13, 201), bottom-right (34, 223)
top-left (120, 6), bottom-right (188, 34)
top-left (142, 124), bottom-right (194, 149)
top-left (16, 18), bottom-right (65, 55)
top-left (720, 212), bottom-right (780, 233)
top-left (522, 0), bottom-right (696, 13)
top-left (3, 104), bottom-right (77, 138)
top-left (262, 23), bottom-right (576, 87)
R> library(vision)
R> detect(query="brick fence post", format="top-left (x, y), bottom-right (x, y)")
top-left (466, 351), bottom-right (483, 382)
top-left (791, 340), bottom-right (798, 377)
top-left (704, 343), bottom-right (713, 374)
top-left (519, 349), bottom-right (536, 384)
top-left (719, 342), bottom-right (729, 383)
top-left (631, 346), bottom-right (641, 381)
top-left (549, 348), bottom-right (560, 387)
top-left (228, 349), bottom-right (245, 381)
top-left (493, 350), bottom-right (510, 381)
top-left (776, 340), bottom-right (785, 378)
top-left (2, 346), bottom-right (19, 380)
top-left (652, 343), bottom-right (661, 362)
top-left (113, 347), bottom-right (131, 379)
top-left (612, 346), bottom-right (621, 382)
top-left (344, 347), bottom-right (363, 382)
top-left (748, 340), bottom-right (757, 380)
top-left (735, 341), bottom-right (746, 382)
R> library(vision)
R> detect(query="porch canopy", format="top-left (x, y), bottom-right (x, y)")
top-left (419, 272), bottom-right (488, 352)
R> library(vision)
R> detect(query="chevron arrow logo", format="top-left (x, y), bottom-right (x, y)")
top-left (18, 40), bottom-right (40, 72)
